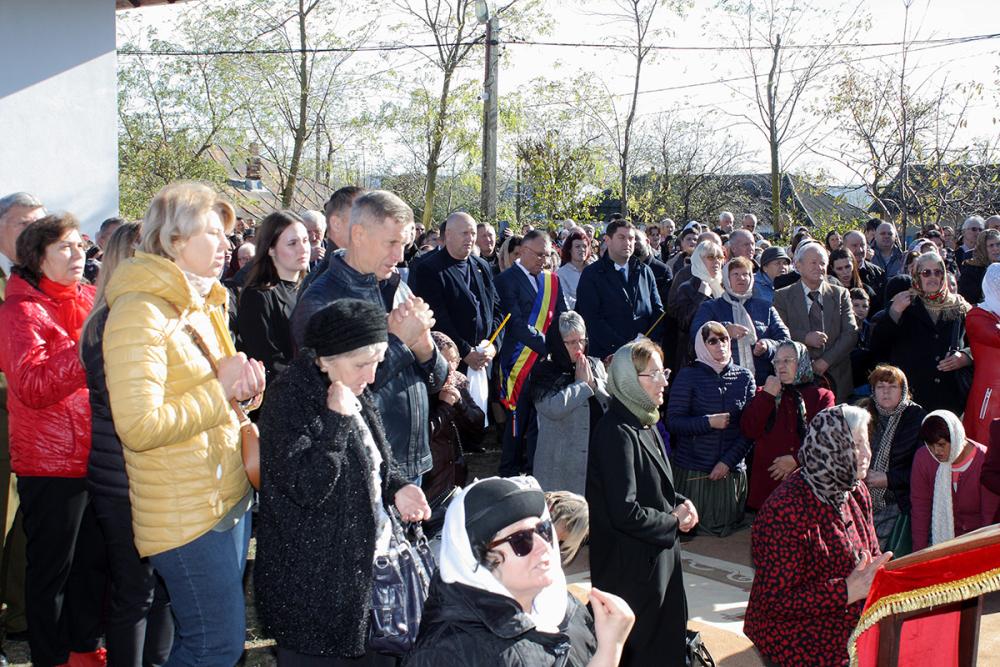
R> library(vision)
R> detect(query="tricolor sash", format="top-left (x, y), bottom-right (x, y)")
top-left (501, 271), bottom-right (559, 416)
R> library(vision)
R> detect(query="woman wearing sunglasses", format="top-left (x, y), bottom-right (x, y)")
top-left (587, 339), bottom-right (698, 666)
top-left (870, 252), bottom-right (971, 414)
top-left (668, 321), bottom-right (755, 537)
top-left (407, 477), bottom-right (635, 666)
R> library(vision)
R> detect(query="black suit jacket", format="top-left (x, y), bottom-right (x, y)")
top-left (410, 251), bottom-right (500, 358)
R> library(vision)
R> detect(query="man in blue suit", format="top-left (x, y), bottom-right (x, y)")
top-left (575, 219), bottom-right (664, 360)
top-left (410, 212), bottom-right (500, 372)
top-left (494, 229), bottom-right (567, 475)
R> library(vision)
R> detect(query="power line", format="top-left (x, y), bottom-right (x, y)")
top-left (118, 31), bottom-right (1000, 57)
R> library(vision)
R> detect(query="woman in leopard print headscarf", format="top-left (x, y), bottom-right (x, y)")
top-left (745, 405), bottom-right (890, 667)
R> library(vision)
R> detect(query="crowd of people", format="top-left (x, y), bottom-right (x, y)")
top-left (1, 183), bottom-right (1000, 667)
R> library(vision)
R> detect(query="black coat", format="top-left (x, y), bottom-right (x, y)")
top-left (237, 280), bottom-right (298, 382)
top-left (81, 305), bottom-right (128, 498)
top-left (405, 576), bottom-right (597, 667)
top-left (586, 398), bottom-right (688, 667)
top-left (866, 401), bottom-right (926, 514)
top-left (254, 354), bottom-right (408, 657)
top-left (869, 300), bottom-right (969, 414)
top-left (958, 262), bottom-right (987, 306)
top-left (575, 254), bottom-right (665, 359)
top-left (410, 251), bottom-right (500, 359)
top-left (670, 277), bottom-right (710, 368)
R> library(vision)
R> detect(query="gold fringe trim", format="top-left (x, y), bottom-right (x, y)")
top-left (847, 567), bottom-right (1000, 667)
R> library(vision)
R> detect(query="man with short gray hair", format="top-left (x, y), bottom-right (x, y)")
top-left (291, 190), bottom-right (447, 482)
top-left (716, 211), bottom-right (735, 235)
top-left (0, 191), bottom-right (41, 642)
top-left (299, 209), bottom-right (327, 270)
top-left (956, 215), bottom-right (984, 267)
top-left (727, 229), bottom-right (756, 262)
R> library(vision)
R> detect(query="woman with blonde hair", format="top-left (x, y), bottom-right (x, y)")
top-left (103, 182), bottom-right (266, 663)
top-left (81, 222), bottom-right (175, 663)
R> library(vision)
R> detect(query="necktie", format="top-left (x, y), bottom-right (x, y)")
top-left (808, 290), bottom-right (823, 331)
top-left (619, 267), bottom-right (627, 282)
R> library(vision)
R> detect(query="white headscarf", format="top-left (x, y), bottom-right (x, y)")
top-left (923, 410), bottom-right (966, 546)
top-left (438, 476), bottom-right (567, 633)
top-left (978, 262), bottom-right (1000, 317)
top-left (690, 240), bottom-right (724, 298)
top-left (721, 261), bottom-right (758, 373)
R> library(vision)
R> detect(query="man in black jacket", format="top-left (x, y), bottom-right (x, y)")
top-left (290, 191), bottom-right (447, 482)
top-left (411, 212), bottom-right (500, 372)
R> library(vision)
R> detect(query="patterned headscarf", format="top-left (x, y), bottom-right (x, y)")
top-left (766, 341), bottom-right (814, 441)
top-left (909, 252), bottom-right (969, 322)
top-left (979, 262), bottom-right (1000, 318)
top-left (798, 405), bottom-right (859, 509)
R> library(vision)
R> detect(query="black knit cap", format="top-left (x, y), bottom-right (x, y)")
top-left (304, 298), bottom-right (388, 357)
top-left (464, 478), bottom-right (546, 554)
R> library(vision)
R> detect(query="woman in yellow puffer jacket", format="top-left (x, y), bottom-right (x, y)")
top-left (103, 182), bottom-right (265, 665)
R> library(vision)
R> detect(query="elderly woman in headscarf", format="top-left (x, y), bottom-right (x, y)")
top-left (744, 405), bottom-right (890, 667)
top-left (407, 476), bottom-right (636, 666)
top-left (962, 262), bottom-right (1000, 443)
top-left (530, 311), bottom-right (609, 495)
top-left (587, 339), bottom-right (697, 666)
top-left (860, 365), bottom-right (926, 549)
top-left (254, 299), bottom-right (431, 664)
top-left (668, 321), bottom-right (755, 536)
top-left (740, 341), bottom-right (835, 511)
top-left (670, 239), bottom-right (725, 368)
top-left (870, 251), bottom-right (971, 414)
top-left (909, 410), bottom-right (1000, 552)
top-left (691, 256), bottom-right (790, 386)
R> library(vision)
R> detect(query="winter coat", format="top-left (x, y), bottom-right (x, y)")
top-left (236, 280), bottom-right (298, 382)
top-left (425, 381), bottom-right (483, 501)
top-left (0, 274), bottom-right (94, 477)
top-left (669, 276), bottom-right (710, 368)
top-left (668, 361), bottom-right (756, 473)
top-left (963, 307), bottom-right (1000, 443)
top-left (532, 358), bottom-right (609, 495)
top-left (957, 262), bottom-right (988, 306)
top-left (869, 299), bottom-right (969, 414)
top-left (254, 354), bottom-right (408, 657)
top-left (291, 251), bottom-right (448, 478)
top-left (691, 295), bottom-right (790, 385)
top-left (103, 252), bottom-right (250, 557)
top-left (864, 401), bottom-right (926, 515)
top-left (910, 442), bottom-right (1000, 551)
top-left (745, 473), bottom-right (880, 667)
top-left (404, 576), bottom-right (597, 667)
top-left (740, 384), bottom-right (835, 510)
top-left (81, 305), bottom-right (129, 498)
top-left (575, 254), bottom-right (664, 359)
top-left (586, 397), bottom-right (689, 667)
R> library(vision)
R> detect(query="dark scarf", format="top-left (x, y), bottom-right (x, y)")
top-left (528, 325), bottom-right (603, 429)
top-left (765, 341), bottom-right (814, 441)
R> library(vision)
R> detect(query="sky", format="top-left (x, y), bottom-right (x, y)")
top-left (121, 0), bottom-right (1000, 185)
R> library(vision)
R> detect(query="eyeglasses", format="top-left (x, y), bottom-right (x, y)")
top-left (488, 519), bottom-right (553, 557)
top-left (521, 246), bottom-right (547, 259)
top-left (706, 336), bottom-right (730, 346)
top-left (639, 369), bottom-right (671, 383)
top-left (918, 268), bottom-right (945, 278)
top-left (564, 337), bottom-right (588, 347)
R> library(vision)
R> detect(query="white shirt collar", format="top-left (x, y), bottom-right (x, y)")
top-left (515, 259), bottom-right (538, 290)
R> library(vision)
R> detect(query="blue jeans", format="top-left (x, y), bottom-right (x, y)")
top-left (150, 511), bottom-right (251, 666)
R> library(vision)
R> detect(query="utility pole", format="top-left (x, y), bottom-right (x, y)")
top-left (479, 4), bottom-right (499, 224)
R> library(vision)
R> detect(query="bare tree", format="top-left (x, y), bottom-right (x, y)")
top-left (719, 0), bottom-right (864, 235)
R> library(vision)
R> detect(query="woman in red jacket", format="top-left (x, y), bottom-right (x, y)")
top-left (0, 214), bottom-right (105, 667)
top-left (741, 341), bottom-right (835, 510)
top-left (963, 263), bottom-right (1000, 444)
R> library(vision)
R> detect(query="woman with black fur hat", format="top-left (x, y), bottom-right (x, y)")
top-left (254, 298), bottom-right (431, 665)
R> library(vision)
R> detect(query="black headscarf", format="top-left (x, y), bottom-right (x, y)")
top-left (528, 323), bottom-right (579, 404)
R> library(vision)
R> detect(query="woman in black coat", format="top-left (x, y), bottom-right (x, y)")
top-left (586, 340), bottom-right (698, 667)
top-left (255, 300), bottom-right (431, 665)
top-left (670, 239), bottom-right (725, 369)
top-left (81, 222), bottom-right (173, 663)
top-left (870, 252), bottom-right (972, 414)
top-left (237, 210), bottom-right (311, 382)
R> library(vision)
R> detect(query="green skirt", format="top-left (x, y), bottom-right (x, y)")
top-left (674, 465), bottom-right (747, 537)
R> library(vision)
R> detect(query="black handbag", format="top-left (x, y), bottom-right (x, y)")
top-left (368, 509), bottom-right (436, 656)
top-left (686, 629), bottom-right (716, 667)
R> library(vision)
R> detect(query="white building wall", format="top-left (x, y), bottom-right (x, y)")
top-left (0, 0), bottom-right (118, 238)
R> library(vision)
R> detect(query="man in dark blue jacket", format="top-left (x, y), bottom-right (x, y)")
top-left (494, 230), bottom-right (567, 475)
top-left (410, 212), bottom-right (500, 371)
top-left (290, 191), bottom-right (447, 481)
top-left (575, 220), bottom-right (664, 359)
